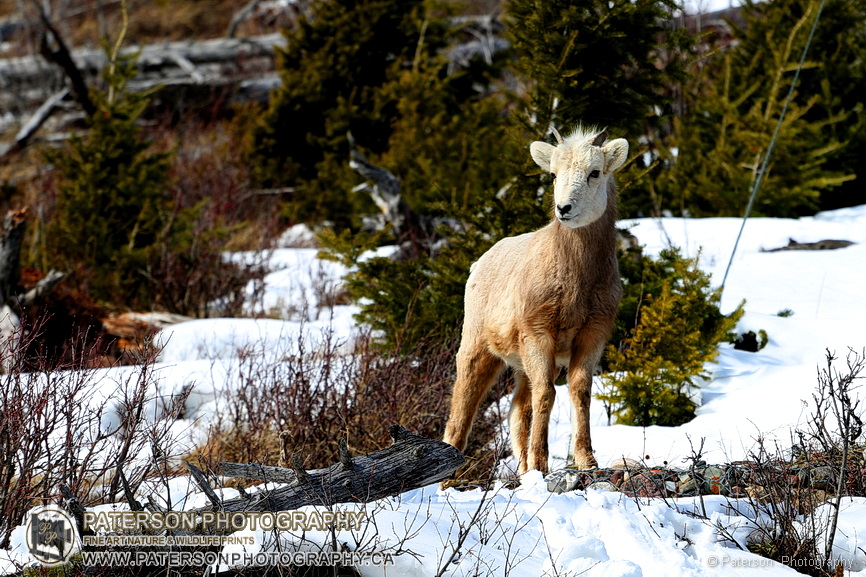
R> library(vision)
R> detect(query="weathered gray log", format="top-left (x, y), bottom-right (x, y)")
top-left (116, 467), bottom-right (144, 512)
top-left (7, 88), bottom-right (69, 154)
top-left (0, 33), bottom-right (284, 87)
top-left (0, 209), bottom-right (66, 317)
top-left (0, 33), bottom-right (286, 115)
top-left (226, 0), bottom-right (264, 38)
top-left (197, 425), bottom-right (464, 513)
top-left (186, 460), bottom-right (223, 509)
top-left (14, 269), bottom-right (66, 310)
top-left (763, 238), bottom-right (855, 252)
top-left (59, 484), bottom-right (89, 535)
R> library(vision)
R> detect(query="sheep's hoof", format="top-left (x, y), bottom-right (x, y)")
top-left (573, 452), bottom-right (598, 470)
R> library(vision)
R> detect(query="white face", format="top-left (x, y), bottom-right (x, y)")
top-left (530, 133), bottom-right (629, 229)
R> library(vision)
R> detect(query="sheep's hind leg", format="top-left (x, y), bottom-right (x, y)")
top-left (508, 371), bottom-right (531, 474)
top-left (443, 346), bottom-right (504, 453)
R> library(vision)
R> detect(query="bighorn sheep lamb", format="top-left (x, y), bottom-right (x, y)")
top-left (443, 126), bottom-right (628, 474)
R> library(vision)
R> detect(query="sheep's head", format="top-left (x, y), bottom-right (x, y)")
top-left (530, 128), bottom-right (628, 229)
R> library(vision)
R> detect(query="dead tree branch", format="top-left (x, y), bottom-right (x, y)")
top-left (348, 135), bottom-right (448, 259)
top-left (32, 0), bottom-right (96, 117)
top-left (227, 0), bottom-right (263, 38)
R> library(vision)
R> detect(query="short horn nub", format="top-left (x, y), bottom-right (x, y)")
top-left (591, 130), bottom-right (608, 147)
top-left (551, 126), bottom-right (563, 144)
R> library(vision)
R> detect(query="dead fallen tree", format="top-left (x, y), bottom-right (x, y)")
top-left (0, 33), bottom-right (286, 117)
top-left (58, 426), bottom-right (463, 545)
top-left (762, 238), bottom-right (855, 252)
top-left (185, 425), bottom-right (464, 514)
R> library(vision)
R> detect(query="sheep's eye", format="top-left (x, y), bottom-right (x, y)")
top-left (550, 172), bottom-right (557, 180)
top-left (589, 170), bottom-right (600, 179)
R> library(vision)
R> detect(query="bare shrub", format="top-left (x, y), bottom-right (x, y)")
top-left (0, 319), bottom-right (189, 548)
top-left (189, 328), bottom-right (504, 483)
top-left (145, 118), bottom-right (278, 318)
top-left (687, 350), bottom-right (865, 576)
top-left (26, 112), bottom-right (275, 321)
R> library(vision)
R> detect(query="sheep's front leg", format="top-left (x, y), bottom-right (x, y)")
top-left (520, 337), bottom-right (557, 473)
top-left (567, 332), bottom-right (606, 470)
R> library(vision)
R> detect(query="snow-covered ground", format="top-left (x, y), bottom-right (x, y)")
top-left (3, 206), bottom-right (866, 576)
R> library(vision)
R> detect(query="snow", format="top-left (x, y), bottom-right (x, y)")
top-left (683, 0), bottom-right (744, 15)
top-left (3, 206), bottom-right (866, 576)
top-left (574, 208), bottom-right (866, 472)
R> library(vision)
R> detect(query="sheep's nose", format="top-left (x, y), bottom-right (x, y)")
top-left (557, 203), bottom-right (572, 216)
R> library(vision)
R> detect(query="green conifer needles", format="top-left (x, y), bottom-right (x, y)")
top-left (598, 249), bottom-right (744, 427)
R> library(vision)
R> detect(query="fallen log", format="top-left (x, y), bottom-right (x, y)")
top-left (0, 33), bottom-right (286, 114)
top-left (762, 238), bottom-right (855, 252)
top-left (7, 88), bottom-right (69, 154)
top-left (193, 425), bottom-right (464, 513)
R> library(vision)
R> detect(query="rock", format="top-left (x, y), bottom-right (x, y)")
top-left (724, 465), bottom-right (748, 490)
top-left (809, 466), bottom-right (836, 491)
top-left (621, 472), bottom-right (672, 498)
top-left (609, 457), bottom-right (645, 470)
top-left (609, 458), bottom-right (646, 482)
top-left (794, 489), bottom-right (830, 515)
top-left (677, 476), bottom-right (700, 496)
top-left (730, 486), bottom-right (748, 498)
top-left (734, 330), bottom-right (768, 352)
top-left (546, 469), bottom-right (590, 493)
top-left (746, 485), bottom-right (770, 502)
top-left (586, 480), bottom-right (619, 492)
top-left (700, 466), bottom-right (728, 496)
top-left (546, 468), bottom-right (626, 494)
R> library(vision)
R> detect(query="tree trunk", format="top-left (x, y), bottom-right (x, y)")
top-left (0, 209), bottom-right (27, 305)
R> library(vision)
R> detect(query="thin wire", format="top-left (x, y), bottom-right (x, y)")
top-left (720, 0), bottom-right (827, 292)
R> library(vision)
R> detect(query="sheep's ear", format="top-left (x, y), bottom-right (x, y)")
top-left (602, 138), bottom-right (629, 173)
top-left (530, 141), bottom-right (555, 172)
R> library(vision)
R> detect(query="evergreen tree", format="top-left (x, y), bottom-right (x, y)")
top-left (249, 0), bottom-right (445, 227)
top-left (505, 0), bottom-right (691, 136)
top-left (733, 0), bottom-right (866, 212)
top-left (323, 0), bottom-right (699, 350)
top-left (371, 50), bottom-right (511, 212)
top-left (318, 56), bottom-right (518, 349)
top-left (598, 249), bottom-right (744, 427)
top-left (498, 0), bottom-right (694, 228)
top-left (656, 0), bottom-right (857, 217)
top-left (45, 49), bottom-right (171, 306)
